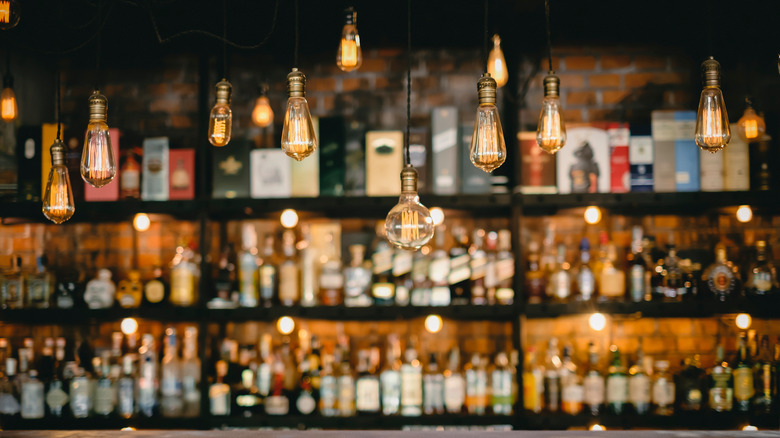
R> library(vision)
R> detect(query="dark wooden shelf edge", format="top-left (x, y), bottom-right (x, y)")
top-left (208, 414), bottom-right (515, 430)
top-left (524, 298), bottom-right (780, 319)
top-left (520, 412), bottom-right (780, 430)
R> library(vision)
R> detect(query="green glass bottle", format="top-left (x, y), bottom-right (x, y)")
top-left (606, 345), bottom-right (628, 415)
top-left (733, 333), bottom-right (754, 413)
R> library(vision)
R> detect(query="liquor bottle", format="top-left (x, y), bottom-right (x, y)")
top-left (657, 244), bottom-right (685, 300)
top-left (371, 236), bottom-right (396, 306)
top-left (117, 354), bottom-right (136, 418)
top-left (734, 333), bottom-right (755, 413)
top-left (143, 266), bottom-right (168, 307)
top-left (344, 245), bottom-right (372, 307)
top-left (299, 225), bottom-right (317, 307)
top-left (628, 342), bottom-right (651, 415)
top-left (443, 347), bottom-right (466, 414)
top-left (238, 224), bottom-right (259, 308)
top-left (494, 230), bottom-right (515, 305)
top-left (93, 355), bottom-right (115, 416)
top-left (69, 367), bottom-right (90, 418)
top-left (574, 238), bottom-right (596, 301)
top-left (708, 343), bottom-right (733, 412)
top-left (745, 241), bottom-right (778, 295)
top-left (400, 340), bottom-right (423, 416)
top-left (652, 360), bottom-right (675, 415)
top-left (171, 158), bottom-right (190, 190)
top-left (524, 241), bottom-right (546, 304)
top-left (423, 353), bottom-right (445, 415)
top-left (753, 335), bottom-right (774, 413)
top-left (543, 338), bottom-right (562, 411)
top-left (234, 364), bottom-right (261, 416)
top-left (0, 358), bottom-right (20, 416)
top-left (380, 335), bottom-right (402, 415)
top-left (83, 268), bottom-right (116, 309)
top-left (702, 243), bottom-right (739, 301)
top-left (160, 328), bottom-right (183, 417)
top-left (337, 349), bottom-right (355, 417)
top-left (170, 239), bottom-right (200, 307)
top-left (522, 346), bottom-right (543, 413)
top-left (410, 248), bottom-right (432, 306)
top-left (598, 233), bottom-right (626, 301)
top-left (448, 225), bottom-right (472, 306)
top-left (116, 270), bottom-right (143, 308)
top-left (26, 255), bottom-right (52, 308)
top-left (120, 149), bottom-right (141, 199)
top-left (583, 342), bottom-right (605, 416)
top-left (296, 351), bottom-right (318, 416)
top-left (20, 369), bottom-right (44, 419)
top-left (491, 351), bottom-right (514, 415)
top-left (428, 231), bottom-right (451, 306)
top-left (627, 226), bottom-right (649, 302)
top-left (278, 231), bottom-right (300, 306)
top-left (258, 233), bottom-right (278, 308)
top-left (53, 268), bottom-right (80, 309)
top-left (266, 355), bottom-right (290, 416)
top-left (46, 338), bottom-right (69, 418)
top-left (470, 229), bottom-right (488, 305)
top-left (606, 345), bottom-right (628, 415)
top-left (560, 345), bottom-right (583, 415)
top-left (355, 349), bottom-right (381, 414)
top-left (319, 232), bottom-right (345, 306)
top-left (547, 244), bottom-right (571, 301)
top-left (392, 247), bottom-right (413, 306)
top-left (676, 355), bottom-right (706, 411)
top-left (465, 353), bottom-right (487, 415)
top-left (137, 335), bottom-right (158, 417)
top-left (319, 353), bottom-right (338, 416)
top-left (180, 327), bottom-right (200, 417)
top-left (210, 360), bottom-right (231, 416)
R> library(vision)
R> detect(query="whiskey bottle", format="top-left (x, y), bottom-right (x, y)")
top-left (93, 355), bottom-right (115, 417)
top-left (319, 354), bottom-right (338, 416)
top-left (676, 355), bottom-right (706, 411)
top-left (652, 360), bottom-right (675, 415)
top-left (380, 335), bottom-right (402, 415)
top-left (371, 237), bottom-right (396, 306)
top-left (708, 343), bottom-right (733, 412)
top-left (606, 345), bottom-right (628, 415)
top-left (69, 367), bottom-right (90, 418)
top-left (83, 268), bottom-right (116, 309)
top-left (355, 349), bottom-right (380, 414)
top-left (137, 335), bottom-right (158, 417)
top-left (180, 327), bottom-right (201, 417)
top-left (318, 232), bottom-right (344, 306)
top-left (265, 355), bottom-right (290, 416)
top-left (343, 245), bottom-right (372, 307)
top-left (160, 328), bottom-right (183, 417)
top-left (657, 244), bottom-right (685, 300)
top-left (238, 224), bottom-right (259, 308)
top-left (491, 351), bottom-right (514, 415)
top-left (548, 244), bottom-right (571, 302)
top-left (745, 241), bottom-right (778, 295)
top-left (277, 231), bottom-right (300, 306)
top-left (494, 230), bottom-right (515, 305)
top-left (583, 342), bottom-right (605, 416)
top-left (574, 238), bottom-right (595, 301)
top-left (753, 335), bottom-right (774, 413)
top-left (20, 369), bottom-right (44, 419)
top-left (627, 226), bottom-right (649, 302)
top-left (26, 255), bottom-right (52, 308)
top-left (299, 225), bottom-right (317, 307)
top-left (400, 340), bottom-right (423, 416)
top-left (0, 358), bottom-right (20, 416)
top-left (448, 225), bottom-right (472, 305)
top-left (543, 338), bottom-right (562, 411)
top-left (116, 270), bottom-right (143, 309)
top-left (522, 346), bottom-right (543, 413)
top-left (234, 366), bottom-right (261, 417)
top-left (598, 234), bottom-right (626, 301)
top-left (470, 229), bottom-right (488, 305)
top-left (702, 243), bottom-right (738, 301)
top-left (170, 240), bottom-right (200, 307)
top-left (117, 355), bottom-right (136, 418)
top-left (628, 342), bottom-right (651, 415)
top-left (209, 360), bottom-right (231, 416)
top-left (524, 241), bottom-right (546, 304)
top-left (1, 257), bottom-right (24, 309)
top-left (392, 247), bottom-right (414, 306)
top-left (560, 345), bottom-right (583, 415)
top-left (143, 266), bottom-right (168, 307)
top-left (428, 231), bottom-right (451, 306)
top-left (409, 249), bottom-right (432, 306)
top-left (465, 354), bottom-right (487, 415)
top-left (258, 233), bottom-right (278, 308)
top-left (443, 347), bottom-right (466, 414)
top-left (336, 349), bottom-right (355, 417)
top-left (423, 353), bottom-right (445, 415)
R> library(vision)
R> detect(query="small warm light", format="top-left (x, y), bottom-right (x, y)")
top-left (424, 314), bottom-right (443, 334)
top-left (487, 34), bottom-right (508, 88)
top-left (251, 95), bottom-right (274, 128)
top-left (736, 99), bottom-right (765, 142)
top-left (584, 206), bottom-right (602, 225)
top-left (590, 424), bottom-right (606, 431)
top-left (277, 316), bottom-right (295, 335)
top-left (736, 205), bottom-right (752, 223)
top-left (120, 318), bottom-right (138, 335)
top-left (742, 425), bottom-right (758, 431)
top-left (736, 313), bottom-right (752, 330)
top-left (280, 209), bottom-right (299, 228)
top-left (589, 313), bottom-right (607, 331)
top-left (121, 427), bottom-right (136, 431)
top-left (430, 207), bottom-right (445, 226)
top-left (133, 213), bottom-right (151, 232)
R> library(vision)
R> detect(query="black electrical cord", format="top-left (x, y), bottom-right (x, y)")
top-left (222, 0), bottom-right (228, 78)
top-left (483, 0), bottom-right (489, 70)
top-left (56, 67), bottom-right (61, 141)
top-left (95, 31), bottom-right (101, 91)
top-left (544, 0), bottom-right (553, 72)
top-left (405, 0), bottom-right (411, 167)
top-left (294, 0), bottom-right (299, 67)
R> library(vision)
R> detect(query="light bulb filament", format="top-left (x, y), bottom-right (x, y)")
top-left (340, 40), bottom-right (358, 68)
top-left (743, 119), bottom-right (757, 139)
top-left (401, 209), bottom-right (420, 242)
top-left (0, 2), bottom-right (9, 23)
top-left (0, 87), bottom-right (16, 122)
top-left (213, 119), bottom-right (226, 141)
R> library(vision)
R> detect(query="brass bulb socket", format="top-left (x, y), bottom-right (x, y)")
top-left (215, 79), bottom-right (232, 105)
top-left (287, 68), bottom-right (306, 98)
top-left (702, 56), bottom-right (721, 88)
top-left (543, 72), bottom-right (560, 97)
top-left (88, 90), bottom-right (108, 121)
top-left (50, 139), bottom-right (66, 166)
top-left (344, 6), bottom-right (356, 25)
top-left (477, 73), bottom-right (497, 105)
top-left (400, 165), bottom-right (418, 193)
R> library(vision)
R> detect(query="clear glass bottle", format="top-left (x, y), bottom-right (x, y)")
top-left (491, 351), bottom-right (514, 415)
top-left (494, 229), bottom-right (515, 305)
top-left (543, 338), bottom-right (562, 412)
top-left (170, 239), bottom-right (200, 307)
top-left (318, 232), bottom-right (344, 306)
top-left (117, 354), bottom-right (136, 418)
top-left (26, 255), bottom-right (52, 308)
top-left (237, 224), bottom-right (259, 308)
top-left (355, 349), bottom-right (380, 414)
top-left (337, 349), bottom-right (355, 417)
top-left (598, 234), bottom-right (626, 301)
top-left (409, 248), bottom-right (432, 306)
top-left (753, 335), bottom-right (774, 413)
top-left (574, 238), bottom-right (596, 301)
top-left (443, 347), bottom-right (466, 414)
top-left (627, 226), bottom-right (649, 302)
top-left (548, 244), bottom-right (571, 302)
top-left (277, 231), bottom-right (300, 306)
top-left (448, 226), bottom-right (472, 306)
top-left (210, 360), bottom-right (231, 416)
top-left (137, 334), bottom-right (158, 417)
top-left (745, 241), bottom-right (778, 295)
top-left (380, 335), bottom-right (402, 415)
top-left (560, 345), bottom-right (583, 415)
top-left (83, 268), bottom-right (116, 309)
top-left (524, 241), bottom-right (547, 304)
top-left (400, 340), bottom-right (423, 416)
top-left (469, 229), bottom-right (488, 305)
top-left (583, 342), bottom-right (605, 416)
top-left (657, 244), bottom-right (686, 300)
top-left (69, 367), bottom-right (90, 418)
top-left (702, 244), bottom-right (739, 301)
top-left (423, 352), bottom-right (445, 415)
top-left (1, 257), bottom-right (24, 309)
top-left (629, 342), bottom-right (651, 415)
top-left (344, 245), bottom-right (372, 307)
top-left (371, 230), bottom-right (396, 306)
top-left (606, 345), bottom-right (628, 415)
top-left (465, 353), bottom-right (488, 415)
top-left (0, 357), bottom-right (20, 416)
top-left (708, 343), bottom-right (733, 412)
top-left (428, 231), bottom-right (451, 306)
top-left (258, 233), bottom-right (278, 308)
top-left (652, 360), bottom-right (675, 415)
top-left (116, 270), bottom-right (143, 308)
top-left (93, 355), bottom-right (115, 417)
top-left (392, 246), bottom-right (414, 306)
top-left (522, 346), bottom-right (543, 413)
top-left (20, 369), bottom-right (44, 419)
top-left (319, 353), bottom-right (337, 416)
top-left (180, 326), bottom-right (201, 417)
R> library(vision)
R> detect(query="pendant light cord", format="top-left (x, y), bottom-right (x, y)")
top-left (544, 0), bottom-right (553, 72)
top-left (405, 0), bottom-right (411, 167)
top-left (95, 32), bottom-right (101, 90)
top-left (294, 0), bottom-right (300, 67)
top-left (483, 0), bottom-right (489, 69)
top-left (56, 68), bottom-right (61, 141)
top-left (222, 0), bottom-right (228, 78)
top-left (4, 50), bottom-right (9, 78)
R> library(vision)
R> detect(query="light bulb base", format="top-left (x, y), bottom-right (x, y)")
top-left (401, 165), bottom-right (418, 193)
top-left (344, 6), bottom-right (356, 25)
top-left (492, 34), bottom-right (501, 46)
top-left (702, 57), bottom-right (721, 88)
top-left (543, 72), bottom-right (560, 97)
top-left (50, 139), bottom-right (66, 166)
top-left (88, 90), bottom-right (108, 122)
top-left (477, 73), bottom-right (497, 105)
top-left (287, 68), bottom-right (306, 98)
top-left (215, 79), bottom-right (232, 105)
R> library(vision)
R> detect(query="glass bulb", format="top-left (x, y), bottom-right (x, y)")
top-left (336, 7), bottom-right (362, 72)
top-left (736, 104), bottom-right (765, 143)
top-left (0, 0), bottom-right (20, 30)
top-left (281, 96), bottom-right (317, 160)
top-left (43, 140), bottom-right (75, 224)
top-left (1, 86), bottom-right (17, 122)
top-left (487, 34), bottom-right (508, 88)
top-left (251, 95), bottom-right (274, 128)
top-left (209, 79), bottom-right (233, 147)
top-left (80, 91), bottom-right (116, 188)
top-left (536, 95), bottom-right (566, 153)
top-left (385, 167), bottom-right (434, 251)
top-left (470, 74), bottom-right (506, 172)
top-left (695, 57), bottom-right (730, 153)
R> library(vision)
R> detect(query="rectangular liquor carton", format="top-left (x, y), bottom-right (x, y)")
top-left (318, 116), bottom-right (345, 197)
top-left (431, 107), bottom-right (459, 194)
top-left (365, 130), bottom-right (403, 196)
top-left (168, 148), bottom-right (195, 200)
top-left (211, 139), bottom-right (249, 199)
top-left (673, 111), bottom-right (699, 192)
top-left (291, 117), bottom-right (319, 197)
top-left (628, 135), bottom-right (653, 192)
top-left (517, 131), bottom-right (556, 194)
top-left (556, 124), bottom-right (610, 194)
top-left (250, 149), bottom-right (292, 198)
top-left (142, 137), bottom-right (170, 201)
top-left (608, 122), bottom-right (630, 193)
top-left (651, 110), bottom-right (676, 192)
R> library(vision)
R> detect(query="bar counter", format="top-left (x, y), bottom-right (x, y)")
top-left (3, 432), bottom-right (780, 438)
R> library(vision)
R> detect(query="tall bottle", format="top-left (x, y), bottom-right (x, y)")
top-left (574, 238), bottom-right (595, 301)
top-left (337, 347), bottom-right (355, 416)
top-left (209, 360), bottom-right (231, 416)
top-left (278, 230), bottom-right (300, 306)
top-left (443, 347), bottom-right (466, 414)
top-left (355, 349), bottom-right (380, 415)
top-left (598, 233), bottom-right (626, 301)
top-left (522, 346), bottom-right (543, 413)
top-left (20, 369), bottom-right (44, 419)
top-left (69, 367), bottom-right (90, 418)
top-left (392, 247), bottom-right (413, 306)
top-left (753, 335), bottom-right (774, 413)
top-left (652, 360), bottom-right (675, 415)
top-left (708, 343), bottom-right (733, 412)
top-left (629, 342), bottom-right (651, 415)
top-left (548, 244), bottom-right (571, 301)
top-left (428, 231), bottom-right (452, 306)
top-left (470, 229), bottom-right (488, 305)
top-left (448, 226), bottom-right (472, 305)
top-left (26, 255), bottom-right (52, 308)
top-left (543, 338), bottom-right (562, 411)
top-left (400, 339), bottom-right (423, 416)
top-left (344, 245), bottom-right (372, 307)
top-left (494, 230), bottom-right (515, 305)
top-left (583, 342), bottom-right (605, 416)
top-left (117, 354), bottom-right (136, 418)
top-left (676, 355), bottom-right (706, 411)
top-left (45, 339), bottom-right (69, 418)
top-left (137, 334), bottom-right (158, 417)
top-left (160, 328), bottom-right (183, 417)
top-left (318, 354), bottom-right (337, 416)
top-left (745, 241), bottom-right (778, 295)
top-left (318, 232), bottom-right (344, 306)
top-left (491, 351), bottom-right (514, 415)
top-left (238, 224), bottom-right (259, 308)
top-left (524, 241), bottom-right (547, 304)
top-left (93, 355), bottom-right (115, 417)
top-left (560, 345), bottom-right (583, 415)
top-left (465, 353), bottom-right (487, 415)
top-left (606, 345), bottom-right (628, 415)
top-left (257, 233), bottom-right (278, 308)
top-left (423, 353), bottom-right (445, 415)
top-left (380, 335), bottom-right (402, 415)
top-left (180, 326), bottom-right (201, 417)
top-left (702, 243), bottom-right (738, 301)
top-left (627, 226), bottom-right (649, 302)
top-left (0, 358), bottom-right (20, 416)
top-left (299, 225), bottom-right (317, 307)
top-left (371, 232), bottom-right (396, 306)
top-left (170, 239), bottom-right (200, 307)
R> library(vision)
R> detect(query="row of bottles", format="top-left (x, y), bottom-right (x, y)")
top-left (524, 333), bottom-right (780, 416)
top-left (208, 331), bottom-right (517, 417)
top-left (526, 226), bottom-right (778, 303)
top-left (0, 327), bottom-right (200, 419)
top-left (209, 224), bottom-right (514, 309)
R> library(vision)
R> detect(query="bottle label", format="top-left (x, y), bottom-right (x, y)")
top-left (709, 385), bottom-right (733, 411)
top-left (0, 393), bottom-right (20, 415)
top-left (259, 265), bottom-right (276, 290)
top-left (171, 268), bottom-right (195, 306)
top-left (733, 368), bottom-right (755, 401)
top-left (470, 256), bottom-right (487, 281)
top-left (319, 376), bottom-right (337, 414)
top-left (45, 386), bottom-right (69, 410)
top-left (551, 272), bottom-right (570, 300)
top-left (448, 254), bottom-right (471, 285)
top-left (320, 271), bottom-right (344, 290)
top-left (380, 370), bottom-right (401, 415)
top-left (760, 364), bottom-right (772, 396)
top-left (401, 368), bottom-right (423, 407)
top-left (430, 286), bottom-right (451, 306)
top-left (392, 251), bottom-right (413, 277)
top-left (522, 372), bottom-right (542, 412)
top-left (257, 363), bottom-right (271, 396)
top-left (338, 375), bottom-right (355, 415)
top-left (496, 258), bottom-right (514, 283)
top-left (652, 379), bottom-right (675, 406)
top-left (118, 378), bottom-right (135, 416)
top-left (236, 394), bottom-right (260, 408)
top-left (606, 375), bottom-right (628, 403)
top-left (21, 382), bottom-right (45, 419)
top-left (122, 169), bottom-right (140, 191)
top-left (356, 377), bottom-right (380, 412)
top-left (583, 374), bottom-right (605, 405)
top-left (630, 265), bottom-right (645, 300)
top-left (753, 271), bottom-right (773, 293)
top-left (373, 248), bottom-right (394, 275)
top-left (145, 280), bottom-right (165, 303)
top-left (372, 282), bottom-right (394, 300)
top-left (577, 269), bottom-right (595, 299)
top-left (600, 269), bottom-right (626, 297)
top-left (424, 375), bottom-right (445, 413)
top-left (94, 383), bottom-right (115, 415)
top-left (466, 370), bottom-right (488, 412)
top-left (296, 391), bottom-right (316, 414)
top-left (265, 395), bottom-right (289, 416)
top-left (444, 374), bottom-right (465, 413)
top-left (629, 374), bottom-right (651, 404)
top-left (278, 264), bottom-right (299, 303)
top-left (70, 379), bottom-right (90, 418)
top-left (209, 384), bottom-right (230, 416)
top-left (708, 266), bottom-right (734, 293)
top-left (429, 258), bottom-right (450, 283)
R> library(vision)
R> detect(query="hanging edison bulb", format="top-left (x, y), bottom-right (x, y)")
top-left (80, 90), bottom-right (116, 188)
top-left (385, 165), bottom-right (434, 250)
top-left (0, 0), bottom-right (20, 30)
top-left (470, 73), bottom-right (506, 172)
top-left (43, 139), bottom-right (75, 224)
top-left (281, 68), bottom-right (317, 160)
top-left (208, 79), bottom-right (233, 147)
top-left (487, 34), bottom-right (508, 88)
top-left (536, 72), bottom-right (566, 154)
top-left (695, 57), bottom-right (730, 153)
top-left (336, 7), bottom-right (362, 72)
top-left (1, 73), bottom-right (17, 122)
top-left (251, 84), bottom-right (273, 128)
top-left (736, 97), bottom-right (765, 143)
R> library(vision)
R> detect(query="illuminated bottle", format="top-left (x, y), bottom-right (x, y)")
top-left (336, 7), bottom-right (362, 72)
top-left (80, 90), bottom-right (116, 187)
top-left (208, 79), bottom-right (233, 147)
